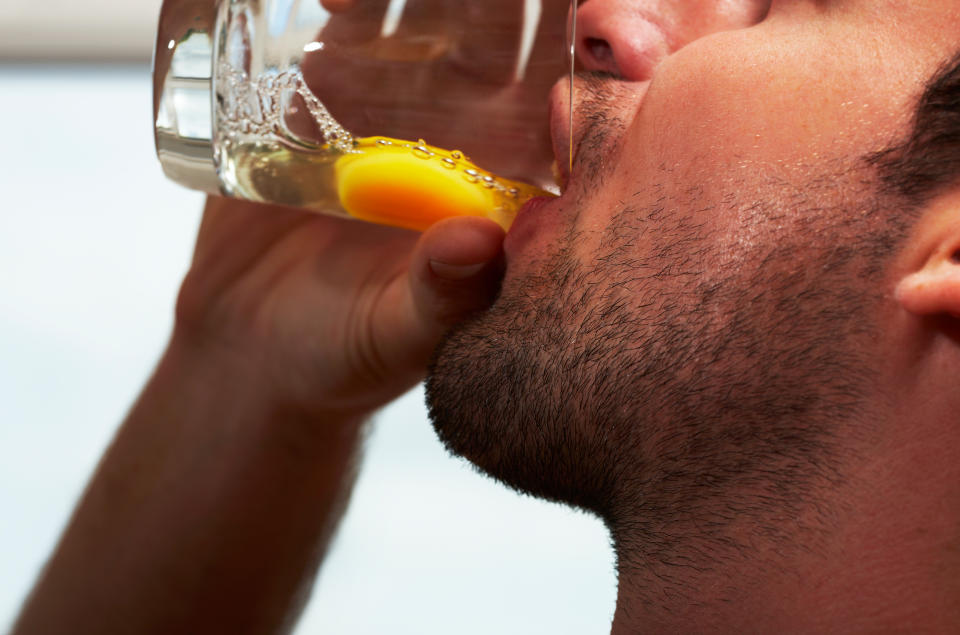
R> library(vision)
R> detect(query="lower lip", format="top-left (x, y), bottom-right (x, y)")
top-left (504, 195), bottom-right (555, 257)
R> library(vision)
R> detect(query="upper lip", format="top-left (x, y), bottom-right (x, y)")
top-left (548, 78), bottom-right (573, 191)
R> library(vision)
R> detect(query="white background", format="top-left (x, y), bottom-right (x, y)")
top-left (0, 2), bottom-right (617, 632)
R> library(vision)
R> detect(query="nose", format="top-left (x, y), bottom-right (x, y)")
top-left (574, 0), bottom-right (770, 81)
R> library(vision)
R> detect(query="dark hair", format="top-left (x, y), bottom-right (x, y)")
top-left (869, 52), bottom-right (960, 207)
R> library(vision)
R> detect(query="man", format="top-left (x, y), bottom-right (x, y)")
top-left (13, 0), bottom-right (960, 632)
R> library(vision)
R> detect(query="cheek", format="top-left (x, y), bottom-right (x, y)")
top-left (679, 0), bottom-right (772, 38)
top-left (627, 20), bottom-right (921, 198)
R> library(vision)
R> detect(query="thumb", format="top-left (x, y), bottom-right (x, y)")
top-left (412, 215), bottom-right (506, 328)
top-left (372, 216), bottom-right (505, 379)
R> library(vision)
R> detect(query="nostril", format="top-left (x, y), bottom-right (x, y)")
top-left (583, 36), bottom-right (617, 72)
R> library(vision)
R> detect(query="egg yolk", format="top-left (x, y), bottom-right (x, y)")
top-left (335, 137), bottom-right (521, 232)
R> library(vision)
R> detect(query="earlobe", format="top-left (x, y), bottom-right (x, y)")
top-left (896, 254), bottom-right (960, 318)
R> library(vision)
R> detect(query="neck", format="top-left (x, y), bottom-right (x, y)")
top-left (607, 416), bottom-right (960, 633)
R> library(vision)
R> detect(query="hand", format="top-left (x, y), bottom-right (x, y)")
top-left (306, 0), bottom-right (571, 185)
top-left (11, 197), bottom-right (505, 635)
top-left (175, 196), bottom-right (505, 420)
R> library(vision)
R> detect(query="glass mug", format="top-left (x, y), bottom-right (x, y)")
top-left (153, 0), bottom-right (575, 231)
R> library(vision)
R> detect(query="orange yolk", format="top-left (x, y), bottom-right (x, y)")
top-left (335, 137), bottom-right (519, 232)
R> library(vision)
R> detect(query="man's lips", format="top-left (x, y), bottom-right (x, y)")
top-left (501, 80), bottom-right (572, 260)
top-left (548, 78), bottom-right (573, 190)
top-left (504, 195), bottom-right (555, 259)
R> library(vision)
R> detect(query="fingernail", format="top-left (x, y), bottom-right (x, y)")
top-left (429, 260), bottom-right (487, 280)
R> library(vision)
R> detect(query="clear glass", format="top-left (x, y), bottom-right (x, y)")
top-left (155, 0), bottom-right (575, 231)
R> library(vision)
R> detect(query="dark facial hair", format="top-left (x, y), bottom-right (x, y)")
top-left (425, 74), bottom-right (903, 592)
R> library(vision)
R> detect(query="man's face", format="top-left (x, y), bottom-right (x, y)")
top-left (525, 0), bottom-right (954, 277)
top-left (426, 0), bottom-right (959, 546)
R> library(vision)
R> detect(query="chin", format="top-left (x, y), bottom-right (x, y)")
top-left (423, 253), bottom-right (628, 519)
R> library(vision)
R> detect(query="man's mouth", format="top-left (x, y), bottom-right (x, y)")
top-left (500, 77), bottom-right (575, 258)
top-left (548, 78), bottom-right (574, 192)
top-left (503, 193), bottom-right (555, 259)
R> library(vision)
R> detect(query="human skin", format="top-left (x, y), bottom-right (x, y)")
top-left (12, 1), bottom-right (960, 634)
top-left (428, 0), bottom-right (960, 631)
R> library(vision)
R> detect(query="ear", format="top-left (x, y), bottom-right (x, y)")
top-left (895, 193), bottom-right (960, 318)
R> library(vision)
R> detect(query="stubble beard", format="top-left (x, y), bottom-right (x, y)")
top-left (425, 81), bottom-right (901, 592)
